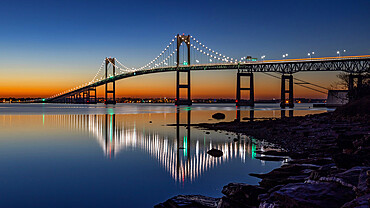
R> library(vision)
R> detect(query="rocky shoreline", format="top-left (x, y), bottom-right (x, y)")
top-left (156, 98), bottom-right (370, 208)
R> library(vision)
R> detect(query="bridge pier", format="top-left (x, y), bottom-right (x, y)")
top-left (280, 74), bottom-right (294, 108)
top-left (236, 108), bottom-right (254, 122)
top-left (105, 58), bottom-right (116, 105)
top-left (236, 72), bottom-right (254, 106)
top-left (175, 34), bottom-right (192, 106)
top-left (88, 87), bottom-right (97, 104)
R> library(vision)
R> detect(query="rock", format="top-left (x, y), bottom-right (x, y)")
top-left (218, 183), bottom-right (265, 207)
top-left (262, 182), bottom-right (356, 208)
top-left (341, 193), bottom-right (370, 208)
top-left (154, 195), bottom-right (219, 208)
top-left (331, 166), bottom-right (370, 189)
top-left (308, 163), bottom-right (337, 180)
top-left (250, 164), bottom-right (321, 189)
top-left (317, 166), bottom-right (370, 195)
top-left (287, 158), bottom-right (333, 166)
top-left (207, 149), bottom-right (223, 157)
top-left (257, 150), bottom-right (290, 157)
top-left (334, 153), bottom-right (363, 169)
top-left (212, 113), bottom-right (225, 120)
top-left (254, 156), bottom-right (286, 161)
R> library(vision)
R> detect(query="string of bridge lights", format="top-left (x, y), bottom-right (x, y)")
top-left (45, 34), bottom-right (246, 100)
top-left (190, 36), bottom-right (239, 63)
top-left (90, 60), bottom-right (106, 83)
top-left (135, 37), bottom-right (176, 71)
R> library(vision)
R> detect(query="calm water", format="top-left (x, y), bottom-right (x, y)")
top-left (0, 103), bottom-right (330, 207)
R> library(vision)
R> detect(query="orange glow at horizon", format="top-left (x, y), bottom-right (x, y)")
top-left (0, 70), bottom-right (342, 99)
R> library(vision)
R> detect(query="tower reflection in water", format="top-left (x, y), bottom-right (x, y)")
top-left (48, 110), bottom-right (260, 183)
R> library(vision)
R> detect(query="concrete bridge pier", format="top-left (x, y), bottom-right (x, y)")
top-left (236, 108), bottom-right (254, 122)
top-left (280, 74), bottom-right (294, 108)
top-left (236, 72), bottom-right (254, 106)
top-left (88, 87), bottom-right (97, 104)
top-left (176, 70), bottom-right (192, 106)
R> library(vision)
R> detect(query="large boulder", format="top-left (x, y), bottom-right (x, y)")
top-left (218, 183), bottom-right (265, 208)
top-left (341, 193), bottom-right (370, 208)
top-left (318, 166), bottom-right (370, 195)
top-left (261, 182), bottom-right (356, 208)
top-left (155, 195), bottom-right (219, 208)
top-left (207, 149), bottom-right (223, 157)
top-left (212, 113), bottom-right (226, 120)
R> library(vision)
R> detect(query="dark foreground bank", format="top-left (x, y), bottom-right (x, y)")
top-left (156, 97), bottom-right (370, 208)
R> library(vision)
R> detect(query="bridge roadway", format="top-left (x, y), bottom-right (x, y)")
top-left (47, 55), bottom-right (370, 102)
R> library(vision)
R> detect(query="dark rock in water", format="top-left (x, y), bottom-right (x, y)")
top-left (255, 156), bottom-right (286, 161)
top-left (207, 148), bottom-right (223, 157)
top-left (250, 164), bottom-right (321, 189)
top-left (212, 113), bottom-right (226, 120)
top-left (205, 132), bottom-right (210, 134)
top-left (149, 121), bottom-right (152, 123)
top-left (341, 193), bottom-right (370, 208)
top-left (154, 195), bottom-right (219, 208)
top-left (262, 182), bottom-right (356, 208)
top-left (218, 183), bottom-right (265, 207)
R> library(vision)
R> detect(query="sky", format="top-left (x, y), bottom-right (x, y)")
top-left (0, 0), bottom-right (369, 99)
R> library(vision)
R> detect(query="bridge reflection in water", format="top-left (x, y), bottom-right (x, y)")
top-left (48, 110), bottom-right (263, 183)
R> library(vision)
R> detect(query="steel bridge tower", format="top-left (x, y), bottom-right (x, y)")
top-left (175, 34), bottom-right (192, 106)
top-left (105, 58), bottom-right (116, 105)
top-left (236, 70), bottom-right (254, 107)
top-left (280, 74), bottom-right (294, 108)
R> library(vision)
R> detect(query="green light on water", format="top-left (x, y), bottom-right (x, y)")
top-left (42, 114), bottom-right (45, 125)
top-left (184, 136), bottom-right (187, 157)
top-left (42, 99), bottom-right (45, 102)
top-left (110, 114), bottom-right (113, 142)
top-left (251, 143), bottom-right (256, 159)
top-left (108, 108), bottom-right (115, 115)
top-left (184, 107), bottom-right (192, 111)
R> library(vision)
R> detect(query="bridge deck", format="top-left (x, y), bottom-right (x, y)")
top-left (47, 55), bottom-right (370, 102)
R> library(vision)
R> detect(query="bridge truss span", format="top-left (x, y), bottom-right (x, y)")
top-left (43, 33), bottom-right (370, 106)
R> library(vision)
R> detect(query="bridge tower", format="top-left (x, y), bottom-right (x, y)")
top-left (236, 70), bottom-right (254, 107)
top-left (175, 34), bottom-right (192, 106)
top-left (280, 74), bottom-right (294, 108)
top-left (105, 58), bottom-right (116, 105)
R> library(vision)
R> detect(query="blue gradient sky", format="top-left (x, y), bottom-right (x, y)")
top-left (0, 0), bottom-right (369, 98)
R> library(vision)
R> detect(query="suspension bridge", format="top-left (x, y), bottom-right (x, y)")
top-left (43, 34), bottom-right (370, 108)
